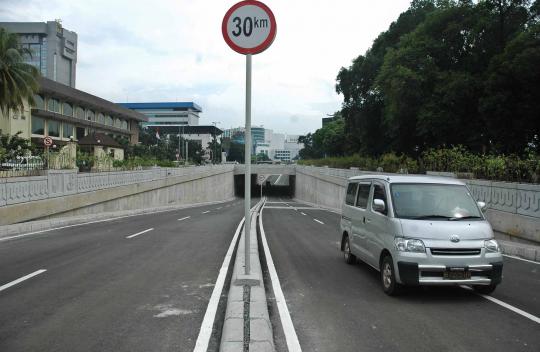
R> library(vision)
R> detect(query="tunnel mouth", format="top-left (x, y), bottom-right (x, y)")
top-left (234, 174), bottom-right (295, 198)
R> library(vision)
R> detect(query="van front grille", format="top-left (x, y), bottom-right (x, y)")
top-left (430, 248), bottom-right (481, 256)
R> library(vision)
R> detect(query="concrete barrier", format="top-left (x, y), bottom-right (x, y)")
top-left (221, 200), bottom-right (274, 352)
top-left (0, 165), bottom-right (234, 225)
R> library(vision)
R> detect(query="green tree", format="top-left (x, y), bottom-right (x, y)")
top-left (0, 130), bottom-right (33, 162)
top-left (0, 28), bottom-right (40, 115)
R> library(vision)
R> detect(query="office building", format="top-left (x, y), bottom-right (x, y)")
top-left (119, 102), bottom-right (221, 150)
top-left (119, 102), bottom-right (202, 128)
top-left (0, 20), bottom-right (78, 87)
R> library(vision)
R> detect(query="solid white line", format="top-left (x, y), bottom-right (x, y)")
top-left (259, 204), bottom-right (302, 352)
top-left (178, 216), bottom-right (191, 221)
top-left (216, 207), bottom-right (223, 210)
top-left (314, 219), bottom-right (324, 225)
top-left (126, 228), bottom-right (154, 239)
top-left (0, 200), bottom-right (233, 242)
top-left (503, 254), bottom-right (540, 265)
top-left (193, 216), bottom-right (246, 352)
top-left (301, 212), bottom-right (307, 216)
top-left (276, 174), bottom-right (283, 184)
top-left (461, 286), bottom-right (540, 324)
top-left (0, 269), bottom-right (47, 292)
top-left (202, 211), bottom-right (210, 214)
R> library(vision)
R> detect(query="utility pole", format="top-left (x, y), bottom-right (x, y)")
top-left (212, 121), bottom-right (220, 164)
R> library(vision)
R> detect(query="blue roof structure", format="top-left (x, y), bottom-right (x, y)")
top-left (118, 102), bottom-right (202, 113)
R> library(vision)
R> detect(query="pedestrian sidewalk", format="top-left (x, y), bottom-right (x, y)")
top-left (495, 231), bottom-right (540, 262)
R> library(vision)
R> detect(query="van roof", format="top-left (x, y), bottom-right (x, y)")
top-left (347, 174), bottom-right (465, 186)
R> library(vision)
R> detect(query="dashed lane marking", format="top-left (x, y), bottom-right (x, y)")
top-left (503, 254), bottom-right (539, 265)
top-left (314, 219), bottom-right (324, 225)
top-left (126, 228), bottom-right (154, 239)
top-left (202, 211), bottom-right (211, 214)
top-left (301, 212), bottom-right (307, 216)
top-left (178, 216), bottom-right (191, 221)
top-left (0, 269), bottom-right (47, 292)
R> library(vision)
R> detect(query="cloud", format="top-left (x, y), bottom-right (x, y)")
top-left (1, 0), bottom-right (412, 135)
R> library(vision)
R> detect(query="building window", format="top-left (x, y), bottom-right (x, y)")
top-left (33, 95), bottom-right (44, 109)
top-left (97, 113), bottom-right (105, 124)
top-left (114, 118), bottom-right (121, 128)
top-left (121, 120), bottom-right (128, 130)
top-left (63, 103), bottom-right (73, 116)
top-left (31, 116), bottom-right (45, 135)
top-left (47, 98), bottom-right (60, 113)
top-left (75, 106), bottom-right (85, 119)
top-left (48, 120), bottom-right (60, 137)
top-left (105, 115), bottom-right (113, 126)
top-left (63, 123), bottom-right (74, 139)
top-left (86, 110), bottom-right (95, 121)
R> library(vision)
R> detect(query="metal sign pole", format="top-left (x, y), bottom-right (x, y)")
top-left (244, 53), bottom-right (252, 276)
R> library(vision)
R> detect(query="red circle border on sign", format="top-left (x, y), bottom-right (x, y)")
top-left (222, 0), bottom-right (277, 55)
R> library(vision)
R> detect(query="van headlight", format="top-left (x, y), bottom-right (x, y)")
top-left (395, 238), bottom-right (426, 253)
top-left (484, 239), bottom-right (501, 253)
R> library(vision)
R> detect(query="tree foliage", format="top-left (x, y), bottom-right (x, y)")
top-left (0, 28), bottom-right (40, 114)
top-left (332, 0), bottom-right (539, 157)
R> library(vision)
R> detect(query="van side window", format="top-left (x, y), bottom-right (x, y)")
top-left (356, 183), bottom-right (371, 209)
top-left (345, 183), bottom-right (358, 206)
top-left (373, 184), bottom-right (388, 216)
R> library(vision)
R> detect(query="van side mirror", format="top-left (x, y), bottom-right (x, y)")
top-left (477, 201), bottom-right (487, 212)
top-left (373, 199), bottom-right (386, 213)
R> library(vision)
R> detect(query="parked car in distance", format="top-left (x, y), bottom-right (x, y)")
top-left (340, 175), bottom-right (503, 296)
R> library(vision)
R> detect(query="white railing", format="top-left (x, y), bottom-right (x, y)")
top-left (0, 165), bottom-right (234, 207)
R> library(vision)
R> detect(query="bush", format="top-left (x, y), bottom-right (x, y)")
top-left (298, 146), bottom-right (540, 183)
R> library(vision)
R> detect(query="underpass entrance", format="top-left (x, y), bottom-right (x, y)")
top-left (234, 174), bottom-right (295, 198)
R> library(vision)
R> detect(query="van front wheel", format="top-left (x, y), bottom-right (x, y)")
top-left (343, 236), bottom-right (356, 265)
top-left (381, 255), bottom-right (402, 296)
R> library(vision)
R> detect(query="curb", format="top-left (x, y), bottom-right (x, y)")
top-left (220, 199), bottom-right (275, 352)
top-left (500, 240), bottom-right (540, 262)
top-left (0, 198), bottom-right (236, 240)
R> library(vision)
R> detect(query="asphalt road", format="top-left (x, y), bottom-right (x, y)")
top-left (262, 198), bottom-right (540, 352)
top-left (0, 199), bottom-right (250, 352)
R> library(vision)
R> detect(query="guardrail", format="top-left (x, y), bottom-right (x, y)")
top-left (0, 165), bottom-right (234, 207)
top-left (295, 165), bottom-right (540, 220)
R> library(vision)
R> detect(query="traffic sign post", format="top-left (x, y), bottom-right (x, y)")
top-left (43, 137), bottom-right (53, 168)
top-left (223, 0), bottom-right (276, 276)
top-left (258, 174), bottom-right (266, 198)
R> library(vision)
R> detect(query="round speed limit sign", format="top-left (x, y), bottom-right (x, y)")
top-left (222, 0), bottom-right (276, 55)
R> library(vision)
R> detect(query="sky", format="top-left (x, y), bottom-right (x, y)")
top-left (0, 0), bottom-right (412, 136)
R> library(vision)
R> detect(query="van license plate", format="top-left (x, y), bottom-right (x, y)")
top-left (443, 271), bottom-right (471, 280)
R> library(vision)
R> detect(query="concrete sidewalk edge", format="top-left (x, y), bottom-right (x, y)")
top-left (220, 199), bottom-right (275, 352)
top-left (0, 197), bottom-right (236, 240)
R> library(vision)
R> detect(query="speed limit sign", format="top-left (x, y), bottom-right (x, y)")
top-left (222, 0), bottom-right (276, 55)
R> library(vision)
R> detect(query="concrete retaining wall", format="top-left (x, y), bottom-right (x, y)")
top-left (294, 166), bottom-right (540, 243)
top-left (0, 165), bottom-right (234, 225)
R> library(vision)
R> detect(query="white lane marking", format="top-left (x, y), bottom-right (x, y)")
top-left (276, 174), bottom-right (283, 184)
top-left (314, 219), bottom-right (324, 225)
top-left (461, 286), bottom-right (540, 324)
top-left (503, 254), bottom-right (540, 265)
top-left (263, 206), bottom-right (318, 210)
top-left (301, 212), bottom-right (307, 216)
top-left (202, 211), bottom-right (210, 214)
top-left (0, 269), bottom-right (47, 292)
top-left (216, 207), bottom-right (223, 210)
top-left (126, 228), bottom-right (154, 239)
top-left (178, 216), bottom-right (191, 221)
top-left (259, 204), bottom-right (302, 352)
top-left (0, 200), bottom-right (233, 242)
top-left (193, 217), bottom-right (246, 351)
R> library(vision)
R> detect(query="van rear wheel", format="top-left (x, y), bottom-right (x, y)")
top-left (343, 236), bottom-right (356, 265)
top-left (381, 255), bottom-right (402, 296)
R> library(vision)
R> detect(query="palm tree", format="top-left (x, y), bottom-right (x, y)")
top-left (0, 27), bottom-right (40, 115)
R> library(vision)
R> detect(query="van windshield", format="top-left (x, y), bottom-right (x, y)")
top-left (390, 183), bottom-right (482, 220)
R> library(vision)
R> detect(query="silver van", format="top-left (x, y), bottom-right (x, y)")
top-left (340, 175), bottom-right (503, 295)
